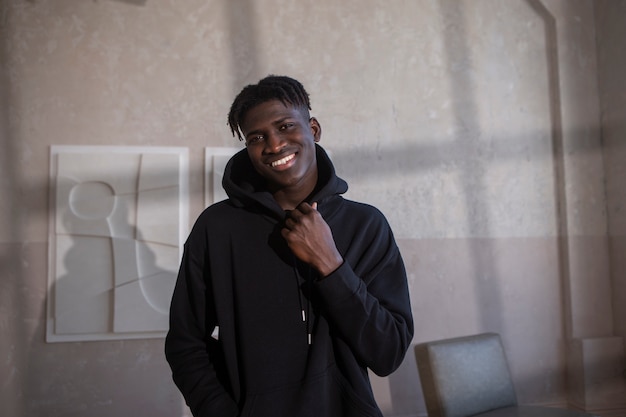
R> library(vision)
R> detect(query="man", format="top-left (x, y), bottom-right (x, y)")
top-left (165, 75), bottom-right (413, 417)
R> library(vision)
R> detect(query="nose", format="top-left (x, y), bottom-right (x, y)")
top-left (263, 131), bottom-right (285, 154)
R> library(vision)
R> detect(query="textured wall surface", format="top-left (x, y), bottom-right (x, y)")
top-left (0, 1), bottom-right (623, 416)
top-left (596, 0), bottom-right (626, 344)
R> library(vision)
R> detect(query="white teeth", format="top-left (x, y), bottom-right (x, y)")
top-left (271, 154), bottom-right (295, 167)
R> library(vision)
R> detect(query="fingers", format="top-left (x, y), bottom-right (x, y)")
top-left (284, 216), bottom-right (297, 230)
top-left (285, 202), bottom-right (320, 230)
top-left (286, 210), bottom-right (303, 226)
top-left (288, 202), bottom-right (313, 220)
top-left (293, 201), bottom-right (318, 215)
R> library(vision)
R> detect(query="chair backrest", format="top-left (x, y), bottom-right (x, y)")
top-left (415, 333), bottom-right (518, 417)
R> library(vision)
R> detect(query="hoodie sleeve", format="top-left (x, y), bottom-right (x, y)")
top-left (314, 208), bottom-right (414, 377)
top-left (165, 225), bottom-right (239, 417)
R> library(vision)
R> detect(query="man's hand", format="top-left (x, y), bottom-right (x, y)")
top-left (281, 202), bottom-right (343, 277)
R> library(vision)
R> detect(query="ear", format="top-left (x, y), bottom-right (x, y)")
top-left (309, 117), bottom-right (322, 143)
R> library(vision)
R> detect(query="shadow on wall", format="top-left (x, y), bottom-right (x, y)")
top-left (0, 2), bottom-right (185, 416)
top-left (226, 0), bottom-right (262, 93)
top-left (22, 211), bottom-right (180, 417)
top-left (525, 0), bottom-right (573, 344)
top-left (438, 0), bottom-right (503, 328)
top-left (50, 199), bottom-right (176, 341)
top-left (0, 2), bottom-right (27, 416)
top-left (107, 0), bottom-right (148, 6)
top-left (386, 0), bottom-right (570, 412)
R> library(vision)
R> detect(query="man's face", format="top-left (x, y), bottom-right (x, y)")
top-left (240, 99), bottom-right (321, 193)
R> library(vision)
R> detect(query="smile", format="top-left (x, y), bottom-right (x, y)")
top-left (270, 153), bottom-right (295, 168)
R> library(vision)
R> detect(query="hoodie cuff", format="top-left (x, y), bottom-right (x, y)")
top-left (314, 261), bottom-right (363, 305)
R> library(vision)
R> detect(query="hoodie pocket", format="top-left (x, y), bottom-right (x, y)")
top-left (330, 366), bottom-right (382, 417)
top-left (240, 365), bottom-right (381, 417)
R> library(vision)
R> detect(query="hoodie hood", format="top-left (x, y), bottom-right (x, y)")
top-left (222, 144), bottom-right (348, 219)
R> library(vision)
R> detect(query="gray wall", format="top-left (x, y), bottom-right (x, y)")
top-left (1, 1), bottom-right (624, 416)
top-left (596, 0), bottom-right (626, 343)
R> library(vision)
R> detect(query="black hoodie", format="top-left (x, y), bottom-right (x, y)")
top-left (165, 145), bottom-right (414, 417)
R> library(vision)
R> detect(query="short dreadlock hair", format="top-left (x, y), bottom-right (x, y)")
top-left (227, 75), bottom-right (312, 141)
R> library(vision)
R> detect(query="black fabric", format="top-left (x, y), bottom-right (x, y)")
top-left (165, 145), bottom-right (414, 417)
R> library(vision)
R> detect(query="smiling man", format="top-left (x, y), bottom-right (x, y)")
top-left (165, 75), bottom-right (414, 417)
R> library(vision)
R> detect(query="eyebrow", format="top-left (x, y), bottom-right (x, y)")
top-left (244, 116), bottom-right (296, 138)
top-left (271, 116), bottom-right (295, 125)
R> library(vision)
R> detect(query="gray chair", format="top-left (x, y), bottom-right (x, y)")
top-left (414, 333), bottom-right (598, 417)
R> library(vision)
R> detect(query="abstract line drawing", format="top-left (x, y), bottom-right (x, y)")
top-left (47, 146), bottom-right (189, 342)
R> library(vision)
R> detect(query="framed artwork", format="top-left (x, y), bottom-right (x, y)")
top-left (47, 146), bottom-right (189, 342)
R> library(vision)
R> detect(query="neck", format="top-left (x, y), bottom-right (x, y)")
top-left (271, 177), bottom-right (318, 211)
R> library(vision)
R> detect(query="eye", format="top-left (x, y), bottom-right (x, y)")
top-left (246, 135), bottom-right (264, 146)
top-left (280, 123), bottom-right (294, 131)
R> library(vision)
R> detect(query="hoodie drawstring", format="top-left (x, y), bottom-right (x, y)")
top-left (293, 258), bottom-right (312, 345)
